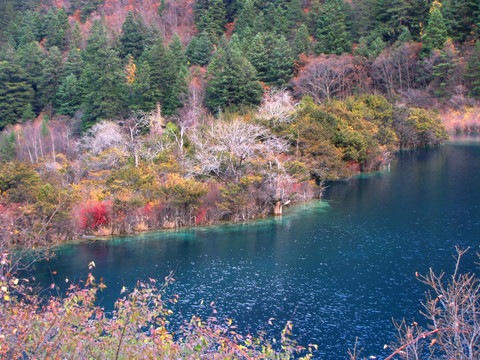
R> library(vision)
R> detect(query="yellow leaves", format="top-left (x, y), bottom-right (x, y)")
top-left (3, 295), bottom-right (10, 301)
top-left (125, 56), bottom-right (136, 85)
top-left (121, 286), bottom-right (126, 294)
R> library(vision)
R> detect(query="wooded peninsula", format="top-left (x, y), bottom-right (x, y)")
top-left (0, 0), bottom-right (478, 250)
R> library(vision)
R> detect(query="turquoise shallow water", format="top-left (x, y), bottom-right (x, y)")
top-left (31, 137), bottom-right (480, 359)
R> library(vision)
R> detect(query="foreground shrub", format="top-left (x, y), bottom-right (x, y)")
top-left (0, 254), bottom-right (314, 359)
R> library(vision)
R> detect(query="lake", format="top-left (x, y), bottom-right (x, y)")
top-left (31, 137), bottom-right (480, 359)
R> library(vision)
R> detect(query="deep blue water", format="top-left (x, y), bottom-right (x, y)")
top-left (31, 137), bottom-right (480, 359)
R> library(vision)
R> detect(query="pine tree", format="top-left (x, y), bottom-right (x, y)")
top-left (131, 60), bottom-right (157, 111)
top-left (15, 41), bottom-right (44, 113)
top-left (441, 0), bottom-right (478, 42)
top-left (169, 34), bottom-right (187, 68)
top-left (81, 20), bottom-right (127, 128)
top-left (186, 31), bottom-right (214, 66)
top-left (0, 1), bottom-right (15, 42)
top-left (0, 61), bottom-right (35, 130)
top-left (71, 22), bottom-right (83, 50)
top-left (252, 12), bottom-right (268, 34)
top-left (286, 0), bottom-right (305, 30)
top-left (208, 0), bottom-right (227, 36)
top-left (267, 36), bottom-right (294, 87)
top-left (39, 46), bottom-right (64, 109)
top-left (292, 24), bottom-right (311, 58)
top-left (206, 38), bottom-right (263, 111)
top-left (56, 74), bottom-right (82, 116)
top-left (355, 37), bottom-right (370, 57)
top-left (55, 8), bottom-right (70, 51)
top-left (235, 0), bottom-right (256, 37)
top-left (406, 0), bottom-right (429, 40)
top-left (120, 11), bottom-right (145, 59)
top-left (315, 0), bottom-right (351, 55)
top-left (246, 33), bottom-right (270, 82)
top-left (396, 26), bottom-right (412, 46)
top-left (432, 47), bottom-right (455, 98)
top-left (421, 1), bottom-right (448, 56)
top-left (270, 3), bottom-right (289, 36)
top-left (147, 38), bottom-right (184, 115)
top-left (369, 36), bottom-right (386, 58)
top-left (63, 48), bottom-right (84, 80)
top-left (465, 41), bottom-right (480, 99)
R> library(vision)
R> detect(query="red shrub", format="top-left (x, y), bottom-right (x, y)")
top-left (79, 202), bottom-right (110, 230)
top-left (195, 207), bottom-right (207, 225)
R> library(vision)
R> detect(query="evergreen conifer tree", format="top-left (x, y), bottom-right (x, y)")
top-left (292, 24), bottom-right (311, 58)
top-left (0, 61), bottom-right (35, 130)
top-left (56, 74), bottom-right (82, 116)
top-left (186, 32), bottom-right (214, 66)
top-left (206, 38), bottom-right (263, 111)
top-left (120, 11), bottom-right (145, 59)
top-left (315, 0), bottom-right (351, 55)
top-left (421, 1), bottom-right (448, 56)
top-left (148, 38), bottom-right (184, 115)
top-left (81, 20), bottom-right (127, 128)
top-left (267, 36), bottom-right (294, 87)
top-left (396, 26), bottom-right (412, 46)
top-left (39, 46), bottom-right (64, 109)
top-left (246, 33), bottom-right (270, 83)
top-left (131, 60), bottom-right (157, 111)
top-left (235, 0), bottom-right (256, 37)
top-left (16, 41), bottom-right (44, 113)
top-left (466, 41), bottom-right (480, 98)
top-left (71, 22), bottom-right (83, 50)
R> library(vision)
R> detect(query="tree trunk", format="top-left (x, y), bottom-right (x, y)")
top-left (273, 201), bottom-right (283, 216)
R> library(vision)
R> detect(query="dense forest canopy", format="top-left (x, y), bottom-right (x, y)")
top-left (0, 0), bottom-right (478, 130)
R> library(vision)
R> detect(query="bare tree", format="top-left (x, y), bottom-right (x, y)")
top-left (257, 88), bottom-right (298, 126)
top-left (80, 121), bottom-right (127, 171)
top-left (189, 119), bottom-right (289, 183)
top-left (386, 247), bottom-right (480, 360)
top-left (372, 43), bottom-right (422, 97)
top-left (291, 54), bottom-right (356, 103)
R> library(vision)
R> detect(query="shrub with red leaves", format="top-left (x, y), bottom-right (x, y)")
top-left (79, 202), bottom-right (110, 230)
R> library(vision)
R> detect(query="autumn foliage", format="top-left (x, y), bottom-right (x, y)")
top-left (79, 202), bottom-right (110, 230)
top-left (0, 254), bottom-right (314, 359)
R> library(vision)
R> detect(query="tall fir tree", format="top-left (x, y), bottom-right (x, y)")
top-left (267, 36), bottom-right (294, 87)
top-left (315, 0), bottom-right (351, 55)
top-left (147, 38), bottom-right (185, 115)
top-left (15, 41), bottom-right (44, 113)
top-left (56, 74), bottom-right (82, 116)
top-left (186, 31), bottom-right (214, 66)
top-left (234, 0), bottom-right (256, 38)
top-left (206, 37), bottom-right (263, 111)
top-left (119, 11), bottom-right (145, 59)
top-left (441, 0), bottom-right (478, 42)
top-left (286, 0), bottom-right (305, 30)
top-left (292, 24), bottom-right (311, 58)
top-left (39, 46), bottom-right (64, 110)
top-left (0, 61), bottom-right (35, 129)
top-left (81, 20), bottom-right (127, 128)
top-left (421, 1), bottom-right (448, 57)
top-left (130, 60), bottom-right (157, 111)
top-left (465, 41), bottom-right (480, 99)
top-left (246, 33), bottom-right (270, 83)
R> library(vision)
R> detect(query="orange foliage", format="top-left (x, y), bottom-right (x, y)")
top-left (225, 22), bottom-right (235, 38)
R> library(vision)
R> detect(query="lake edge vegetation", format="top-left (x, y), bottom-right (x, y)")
top-left (0, 0), bottom-right (467, 250)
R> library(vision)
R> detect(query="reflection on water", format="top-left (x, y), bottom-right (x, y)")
top-left (31, 140), bottom-right (480, 359)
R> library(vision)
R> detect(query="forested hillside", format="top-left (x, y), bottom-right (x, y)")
top-left (0, 0), bottom-right (475, 245)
